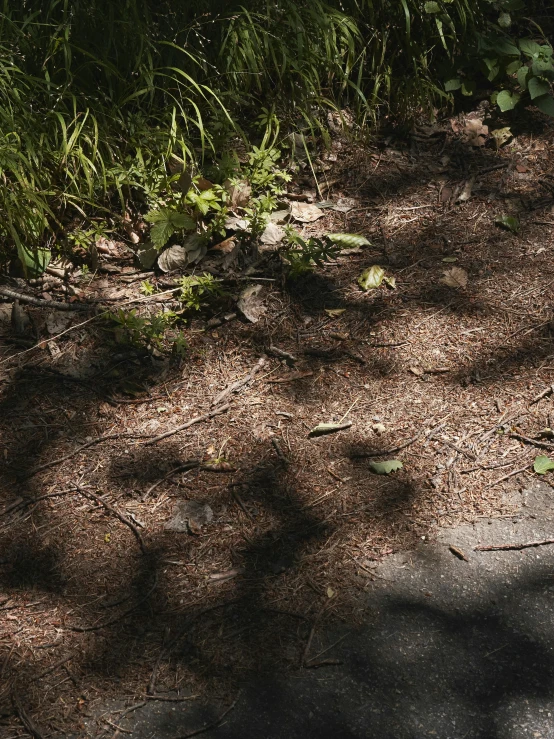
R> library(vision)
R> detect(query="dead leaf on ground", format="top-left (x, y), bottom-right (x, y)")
top-left (225, 179), bottom-right (252, 208)
top-left (491, 127), bottom-right (512, 148)
top-left (309, 421), bottom-right (352, 437)
top-left (164, 501), bottom-right (213, 535)
top-left (440, 266), bottom-right (468, 288)
top-left (464, 118), bottom-right (488, 147)
top-left (457, 177), bottom-right (475, 202)
top-left (260, 222), bottom-right (285, 249)
top-left (325, 308), bottom-right (346, 317)
top-left (211, 236), bottom-right (237, 254)
top-left (237, 284), bottom-right (266, 323)
top-left (158, 244), bottom-right (188, 272)
top-left (290, 202), bottom-right (325, 223)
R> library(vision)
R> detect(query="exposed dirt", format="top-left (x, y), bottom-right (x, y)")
top-left (2, 108), bottom-right (554, 737)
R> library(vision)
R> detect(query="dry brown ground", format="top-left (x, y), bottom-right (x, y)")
top-left (1, 108), bottom-right (554, 737)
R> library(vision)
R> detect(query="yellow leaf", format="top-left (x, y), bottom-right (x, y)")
top-left (327, 586), bottom-right (335, 599)
top-left (104, 533), bottom-right (111, 543)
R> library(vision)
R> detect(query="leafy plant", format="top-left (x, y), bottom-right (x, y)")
top-left (177, 273), bottom-right (224, 311)
top-left (283, 231), bottom-right (341, 278)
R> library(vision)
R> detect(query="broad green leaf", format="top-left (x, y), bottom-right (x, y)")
top-left (497, 89), bottom-right (520, 111)
top-left (18, 246), bottom-right (51, 278)
top-left (462, 79), bottom-right (476, 96)
top-left (535, 94), bottom-right (554, 117)
top-left (358, 265), bottom-right (385, 290)
top-left (369, 459), bottom-right (403, 475)
top-left (528, 76), bottom-right (551, 100)
top-left (150, 220), bottom-right (175, 250)
top-left (424, 1), bottom-right (441, 12)
top-left (491, 38), bottom-right (520, 57)
top-left (506, 60), bottom-right (521, 75)
top-left (137, 242), bottom-right (158, 268)
top-left (534, 455), bottom-right (554, 474)
top-left (498, 12), bottom-right (511, 28)
top-left (326, 233), bottom-right (371, 249)
top-left (171, 212), bottom-right (196, 230)
top-left (445, 78), bottom-right (462, 91)
top-left (519, 39), bottom-right (543, 58)
top-left (517, 66), bottom-right (529, 89)
top-left (495, 215), bottom-right (520, 233)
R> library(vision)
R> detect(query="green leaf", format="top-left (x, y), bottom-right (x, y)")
top-left (137, 243), bottom-right (158, 268)
top-left (535, 93), bottom-right (554, 116)
top-left (150, 220), bottom-right (175, 250)
top-left (326, 233), bottom-right (371, 249)
top-left (498, 12), bottom-right (511, 28)
top-left (358, 265), bottom-right (385, 290)
top-left (18, 246), bottom-right (51, 278)
top-left (519, 39), bottom-right (543, 58)
top-left (496, 89), bottom-right (520, 111)
top-left (383, 275), bottom-right (396, 289)
top-left (424, 1), bottom-right (441, 12)
top-left (462, 79), bottom-right (476, 96)
top-left (170, 212), bottom-right (196, 230)
top-left (517, 66), bottom-right (529, 89)
top-left (528, 76), bottom-right (551, 100)
top-left (534, 455), bottom-right (554, 474)
top-left (495, 215), bottom-right (520, 233)
top-left (506, 60), bottom-right (521, 75)
top-left (369, 460), bottom-right (403, 475)
top-left (445, 78), bottom-right (462, 91)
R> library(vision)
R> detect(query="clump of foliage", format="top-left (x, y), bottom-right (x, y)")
top-left (0, 0), bottom-right (552, 274)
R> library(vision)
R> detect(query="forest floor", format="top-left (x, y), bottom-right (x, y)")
top-left (1, 107), bottom-right (554, 738)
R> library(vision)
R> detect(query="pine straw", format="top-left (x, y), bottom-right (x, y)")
top-left (1, 110), bottom-right (554, 735)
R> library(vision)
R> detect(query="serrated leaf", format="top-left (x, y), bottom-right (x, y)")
top-left (535, 93), bottom-right (554, 117)
top-left (150, 220), bottom-right (175, 250)
top-left (326, 233), bottom-right (371, 248)
top-left (358, 265), bottom-right (385, 290)
top-left (497, 89), bottom-right (520, 111)
top-left (369, 459), bottom-right (403, 475)
top-left (495, 215), bottom-right (520, 233)
top-left (171, 212), bottom-right (196, 230)
top-left (534, 455), bottom-right (554, 474)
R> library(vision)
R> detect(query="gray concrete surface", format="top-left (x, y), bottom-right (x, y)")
top-left (87, 480), bottom-right (554, 739)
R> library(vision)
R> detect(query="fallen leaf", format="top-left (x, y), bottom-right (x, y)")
top-left (383, 275), bottom-right (396, 289)
top-left (164, 501), bottom-right (214, 533)
top-left (326, 233), bottom-right (371, 249)
top-left (442, 256), bottom-right (458, 263)
top-left (327, 586), bottom-right (335, 598)
top-left (534, 455), bottom-right (554, 475)
top-left (368, 459), bottom-right (403, 474)
top-left (440, 266), bottom-right (468, 288)
top-left (158, 244), bottom-right (188, 272)
top-left (457, 177), bottom-right (475, 202)
top-left (410, 366), bottom-right (424, 376)
top-left (449, 545), bottom-right (468, 561)
top-left (211, 236), bottom-right (237, 254)
top-left (331, 197), bottom-right (358, 213)
top-left (260, 222), bottom-right (285, 249)
top-left (309, 421), bottom-right (353, 437)
top-left (495, 215), bottom-right (520, 234)
top-left (491, 127), bottom-right (512, 148)
top-left (196, 176), bottom-right (214, 192)
top-left (225, 179), bottom-right (252, 208)
top-left (358, 265), bottom-right (385, 290)
top-left (290, 202), bottom-right (325, 223)
top-left (325, 308), bottom-right (346, 317)
top-left (372, 423), bottom-right (386, 434)
top-left (237, 284), bottom-right (266, 323)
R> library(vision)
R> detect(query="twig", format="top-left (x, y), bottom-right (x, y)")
top-left (211, 357), bottom-right (266, 407)
top-left (509, 432), bottom-right (554, 450)
top-left (485, 463), bottom-right (533, 489)
top-left (143, 694), bottom-right (198, 702)
top-left (12, 692), bottom-right (45, 739)
top-left (170, 695), bottom-right (240, 739)
top-left (25, 433), bottom-right (149, 478)
top-left (0, 286), bottom-right (90, 311)
top-left (475, 538), bottom-right (554, 552)
top-left (144, 405), bottom-right (229, 445)
top-left (531, 384), bottom-right (554, 405)
top-left (351, 426), bottom-right (426, 458)
top-left (367, 341), bottom-right (410, 348)
top-left (75, 484), bottom-right (146, 554)
top-left (302, 603), bottom-right (328, 668)
top-left (267, 345), bottom-right (297, 362)
top-left (68, 575), bottom-right (157, 632)
top-left (142, 460), bottom-right (201, 499)
top-left (271, 438), bottom-right (288, 464)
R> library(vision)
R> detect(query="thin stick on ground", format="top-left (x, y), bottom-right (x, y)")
top-left (211, 356), bottom-right (266, 407)
top-left (351, 425), bottom-right (426, 458)
top-left (144, 404), bottom-right (230, 445)
top-left (75, 484), bottom-right (146, 554)
top-left (475, 539), bottom-right (554, 552)
top-left (485, 463), bottom-right (533, 489)
top-left (12, 691), bottom-right (46, 739)
top-left (142, 460), bottom-right (201, 499)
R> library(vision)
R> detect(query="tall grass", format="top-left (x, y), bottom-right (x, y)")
top-left (0, 0), bottom-right (523, 266)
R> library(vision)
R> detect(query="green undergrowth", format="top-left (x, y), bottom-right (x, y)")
top-left (0, 0), bottom-right (552, 272)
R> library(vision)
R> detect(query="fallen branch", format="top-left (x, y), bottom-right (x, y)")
top-left (75, 484), bottom-right (146, 554)
top-left (0, 285), bottom-right (90, 311)
top-left (211, 357), bottom-right (266, 407)
top-left (144, 404), bottom-right (230, 445)
top-left (142, 460), bottom-right (201, 499)
top-left (12, 692), bottom-right (45, 739)
top-left (531, 383), bottom-right (554, 405)
top-left (475, 538), bottom-right (554, 552)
